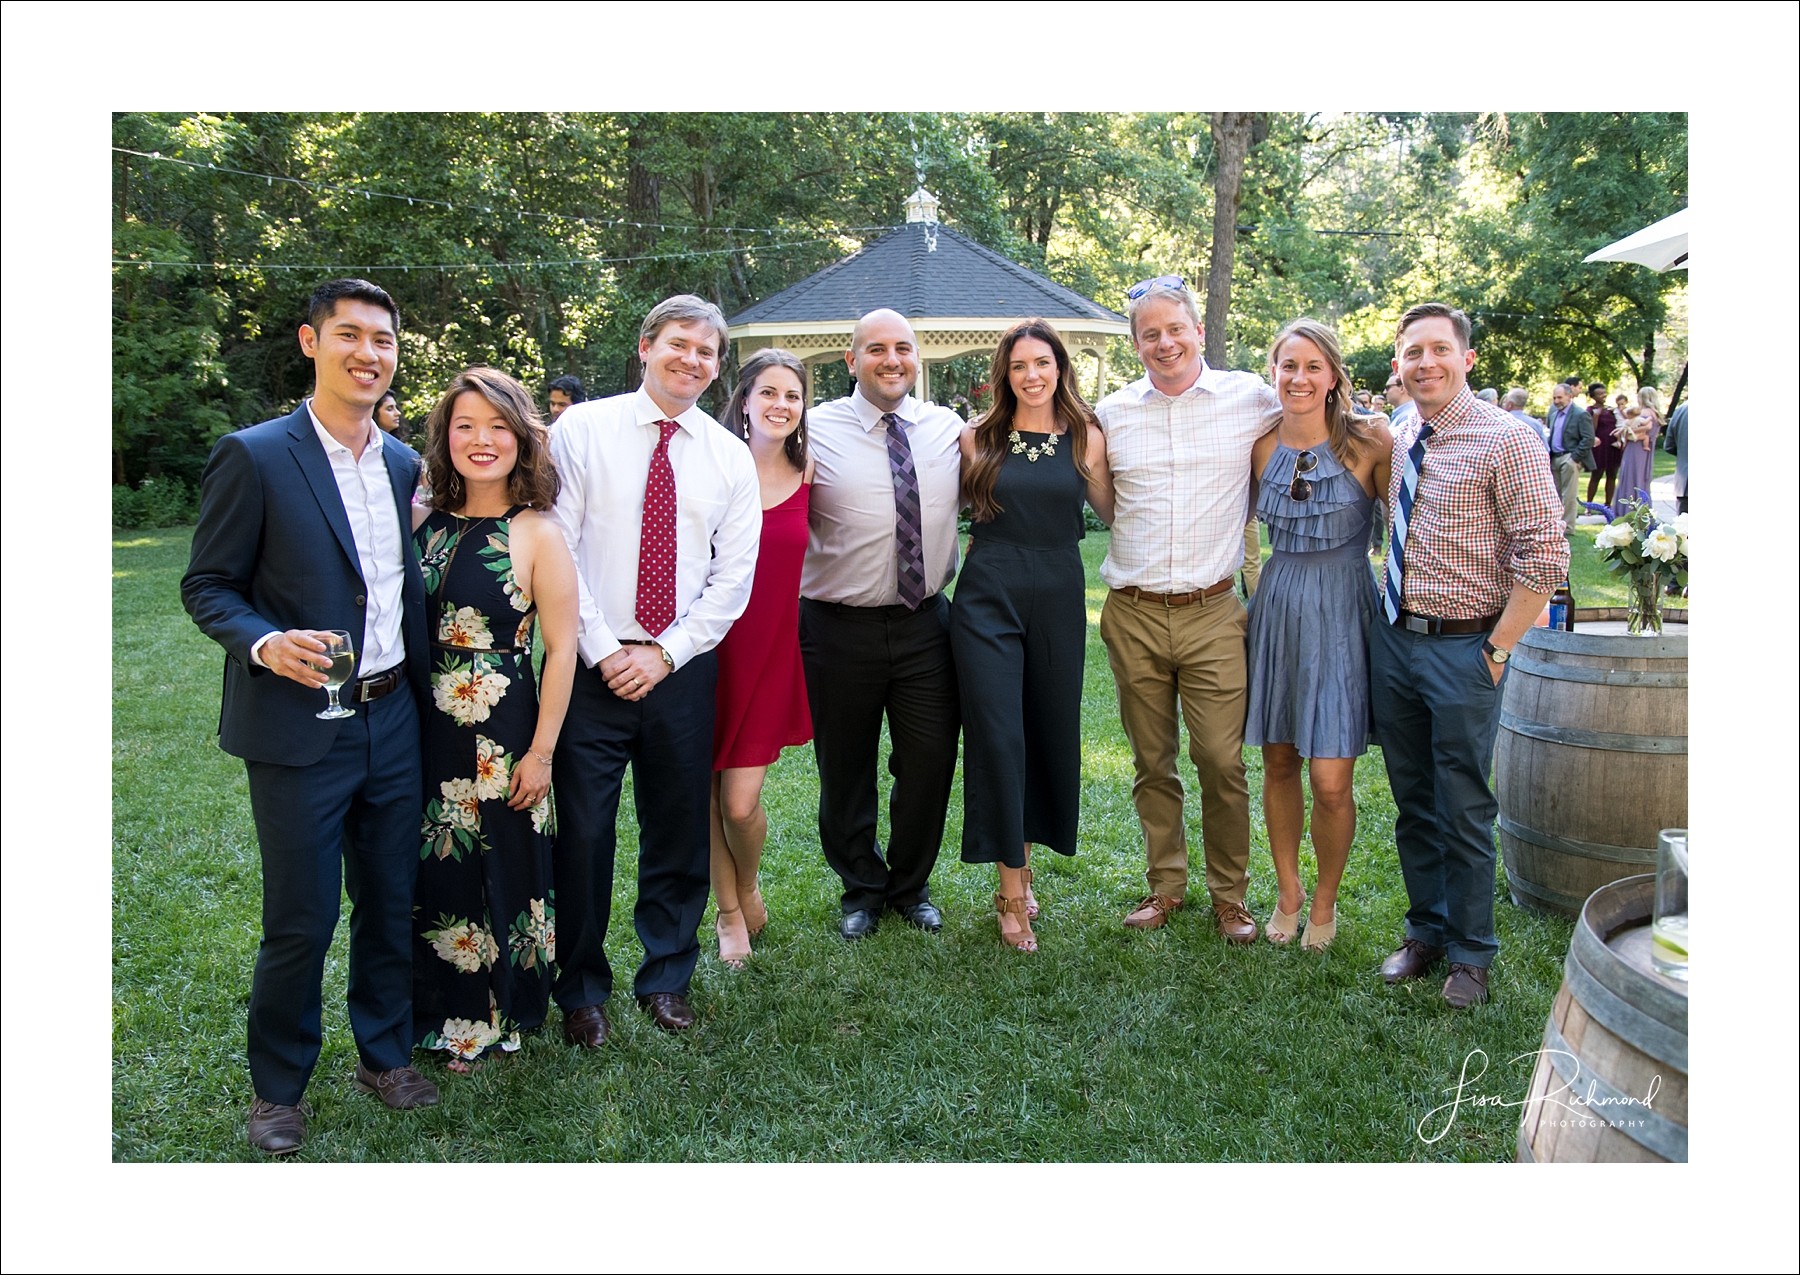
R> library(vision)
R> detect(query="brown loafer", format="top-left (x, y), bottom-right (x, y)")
top-left (638, 992), bottom-right (697, 1033)
top-left (1212, 899), bottom-right (1258, 945)
top-left (246, 1097), bottom-right (308, 1155)
top-left (1124, 894), bottom-right (1184, 930)
top-left (1442, 963), bottom-right (1491, 1008)
top-left (353, 1062), bottom-right (441, 1110)
top-left (1381, 938), bottom-right (1447, 984)
top-left (562, 1003), bottom-right (612, 1048)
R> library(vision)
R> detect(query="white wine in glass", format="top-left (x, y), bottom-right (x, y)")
top-left (316, 630), bottom-right (357, 719)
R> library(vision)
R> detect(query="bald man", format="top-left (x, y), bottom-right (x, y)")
top-left (799, 309), bottom-right (965, 939)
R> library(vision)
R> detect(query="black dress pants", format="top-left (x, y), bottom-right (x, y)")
top-left (552, 651), bottom-right (716, 1009)
top-left (242, 688), bottom-right (422, 1106)
top-left (799, 595), bottom-right (961, 914)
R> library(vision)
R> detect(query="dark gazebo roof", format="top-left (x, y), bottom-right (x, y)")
top-left (728, 222), bottom-right (1127, 326)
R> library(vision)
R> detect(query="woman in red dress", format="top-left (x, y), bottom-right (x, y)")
top-left (709, 348), bottom-right (815, 966)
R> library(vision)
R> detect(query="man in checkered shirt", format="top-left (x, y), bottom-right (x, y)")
top-left (1372, 302), bottom-right (1569, 1007)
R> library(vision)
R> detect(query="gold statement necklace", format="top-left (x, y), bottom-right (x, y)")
top-left (1008, 429), bottom-right (1059, 462)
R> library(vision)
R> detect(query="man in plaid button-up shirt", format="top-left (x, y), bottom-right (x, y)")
top-left (1371, 302), bottom-right (1569, 1008)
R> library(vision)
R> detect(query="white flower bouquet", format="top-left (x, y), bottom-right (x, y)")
top-left (1595, 504), bottom-right (1687, 635)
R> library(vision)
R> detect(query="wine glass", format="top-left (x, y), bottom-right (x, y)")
top-left (315, 630), bottom-right (357, 720)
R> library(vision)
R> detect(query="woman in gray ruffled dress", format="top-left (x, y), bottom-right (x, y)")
top-left (1245, 319), bottom-right (1392, 951)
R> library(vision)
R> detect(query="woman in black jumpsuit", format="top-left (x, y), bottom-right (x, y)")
top-left (952, 319), bottom-right (1114, 951)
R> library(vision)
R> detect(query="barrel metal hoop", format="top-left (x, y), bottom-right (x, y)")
top-left (1571, 916), bottom-right (1691, 1035)
top-left (1498, 813), bottom-right (1659, 866)
top-left (1540, 1015), bottom-right (1688, 1161)
top-left (1504, 865), bottom-right (1591, 913)
top-left (1520, 629), bottom-right (1687, 659)
top-left (1506, 651), bottom-right (1688, 688)
top-left (1499, 711), bottom-right (1688, 754)
top-left (1564, 946), bottom-right (1689, 1071)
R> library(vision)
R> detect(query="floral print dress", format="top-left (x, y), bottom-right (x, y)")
top-left (411, 506), bottom-right (555, 1060)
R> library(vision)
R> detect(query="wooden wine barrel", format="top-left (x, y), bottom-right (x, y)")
top-left (1517, 874), bottom-right (1688, 1162)
top-left (1494, 621), bottom-right (1687, 916)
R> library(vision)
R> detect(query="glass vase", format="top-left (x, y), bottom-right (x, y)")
top-left (1627, 572), bottom-right (1665, 636)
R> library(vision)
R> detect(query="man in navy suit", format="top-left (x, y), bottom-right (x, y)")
top-left (182, 278), bottom-right (439, 1154)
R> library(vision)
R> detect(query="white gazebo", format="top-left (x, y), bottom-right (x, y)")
top-left (726, 188), bottom-right (1130, 405)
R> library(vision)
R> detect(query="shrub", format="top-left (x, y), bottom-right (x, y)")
top-left (113, 476), bottom-right (197, 529)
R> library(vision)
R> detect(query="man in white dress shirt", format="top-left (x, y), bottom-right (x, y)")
top-left (183, 278), bottom-right (438, 1154)
top-left (1096, 278), bottom-right (1282, 942)
top-left (800, 308), bottom-right (964, 940)
top-left (547, 294), bottom-right (760, 1038)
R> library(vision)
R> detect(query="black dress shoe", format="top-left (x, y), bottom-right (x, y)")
top-left (840, 908), bottom-right (879, 940)
top-left (637, 992), bottom-right (697, 1032)
top-left (562, 1003), bottom-right (612, 1048)
top-left (894, 901), bottom-right (943, 932)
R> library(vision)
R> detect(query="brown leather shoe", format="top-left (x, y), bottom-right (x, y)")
top-left (1124, 894), bottom-right (1184, 930)
top-left (353, 1062), bottom-right (441, 1110)
top-left (1442, 963), bottom-right (1491, 1008)
top-left (246, 1097), bottom-right (308, 1155)
top-left (562, 1004), bottom-right (612, 1048)
top-left (1382, 938), bottom-right (1447, 984)
top-left (1212, 899), bottom-right (1258, 945)
top-left (638, 992), bottom-right (697, 1032)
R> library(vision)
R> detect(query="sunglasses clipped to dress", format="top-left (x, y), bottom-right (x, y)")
top-left (1289, 449), bottom-right (1318, 502)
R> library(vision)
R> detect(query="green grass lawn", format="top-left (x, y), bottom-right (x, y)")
top-left (115, 527), bottom-right (1576, 1162)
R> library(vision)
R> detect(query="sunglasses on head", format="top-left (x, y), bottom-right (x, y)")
top-left (1127, 275), bottom-right (1188, 301)
top-left (1289, 449), bottom-right (1318, 502)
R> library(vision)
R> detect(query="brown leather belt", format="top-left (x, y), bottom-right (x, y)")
top-left (1394, 610), bottom-right (1500, 636)
top-left (352, 661), bottom-right (407, 703)
top-left (1112, 579), bottom-right (1236, 608)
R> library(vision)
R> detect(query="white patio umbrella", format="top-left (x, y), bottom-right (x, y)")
top-left (1584, 207), bottom-right (1689, 271)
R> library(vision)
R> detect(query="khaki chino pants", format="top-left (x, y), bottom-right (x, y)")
top-left (1099, 588), bottom-right (1252, 903)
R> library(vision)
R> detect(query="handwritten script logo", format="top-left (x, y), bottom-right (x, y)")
top-left (1416, 1048), bottom-right (1662, 1144)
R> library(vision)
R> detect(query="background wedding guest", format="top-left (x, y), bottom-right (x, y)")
top-left (545, 295), bottom-right (760, 1039)
top-left (1502, 387), bottom-right (1549, 447)
top-left (376, 388), bottom-right (407, 441)
top-left (181, 278), bottom-right (438, 1154)
top-left (1664, 397), bottom-right (1688, 513)
top-left (1096, 276), bottom-right (1281, 943)
top-left (952, 319), bottom-right (1111, 952)
top-left (1247, 319), bottom-right (1391, 952)
top-left (409, 367), bottom-right (576, 1068)
top-left (1584, 382), bottom-right (1620, 508)
top-left (1373, 301), bottom-right (1569, 1008)
top-left (800, 308), bottom-right (964, 941)
top-left (707, 348), bottom-right (816, 967)
top-left (545, 374), bottom-right (584, 425)
top-left (1543, 380), bottom-right (1594, 533)
top-left (1615, 384), bottom-right (1662, 510)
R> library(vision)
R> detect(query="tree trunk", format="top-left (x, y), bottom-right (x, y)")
top-left (1640, 336), bottom-right (1655, 394)
top-left (623, 117), bottom-right (662, 392)
top-left (1665, 361), bottom-right (1686, 417)
top-left (1204, 112), bottom-right (1260, 368)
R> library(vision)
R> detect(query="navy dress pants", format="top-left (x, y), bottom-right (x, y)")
top-left (1368, 618), bottom-right (1507, 968)
top-left (242, 688), bottom-right (422, 1107)
top-left (552, 651), bottom-right (717, 1010)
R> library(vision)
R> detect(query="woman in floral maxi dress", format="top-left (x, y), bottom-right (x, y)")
top-left (410, 368), bottom-right (576, 1068)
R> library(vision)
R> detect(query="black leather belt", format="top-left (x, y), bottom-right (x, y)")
top-left (1394, 611), bottom-right (1499, 636)
top-left (353, 661), bottom-right (407, 703)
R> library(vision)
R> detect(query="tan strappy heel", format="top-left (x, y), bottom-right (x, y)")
top-left (1265, 895), bottom-right (1306, 945)
top-left (995, 893), bottom-right (1037, 952)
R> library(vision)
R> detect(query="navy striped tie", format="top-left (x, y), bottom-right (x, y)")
top-left (1383, 421), bottom-right (1434, 623)
top-left (883, 412), bottom-right (927, 609)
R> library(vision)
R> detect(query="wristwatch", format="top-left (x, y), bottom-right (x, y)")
top-left (656, 645), bottom-right (675, 672)
top-left (1482, 639), bottom-right (1510, 665)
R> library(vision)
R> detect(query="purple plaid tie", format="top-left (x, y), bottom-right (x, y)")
top-left (883, 412), bottom-right (927, 609)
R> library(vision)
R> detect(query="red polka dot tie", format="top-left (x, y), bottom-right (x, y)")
top-left (635, 419), bottom-right (679, 637)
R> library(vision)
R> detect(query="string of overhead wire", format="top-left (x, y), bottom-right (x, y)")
top-left (112, 146), bottom-right (890, 239)
top-left (111, 237), bottom-right (867, 274)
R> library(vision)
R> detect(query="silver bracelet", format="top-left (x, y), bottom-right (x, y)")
top-left (528, 749), bottom-right (553, 767)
